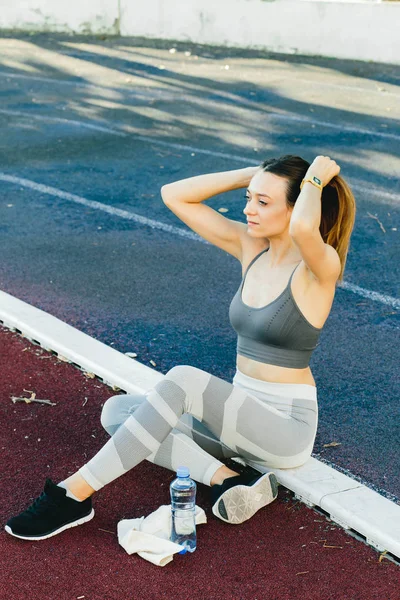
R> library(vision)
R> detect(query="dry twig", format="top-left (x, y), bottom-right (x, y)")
top-left (367, 212), bottom-right (386, 233)
top-left (320, 539), bottom-right (343, 549)
top-left (286, 500), bottom-right (301, 510)
top-left (12, 395), bottom-right (56, 406)
top-left (98, 528), bottom-right (115, 535)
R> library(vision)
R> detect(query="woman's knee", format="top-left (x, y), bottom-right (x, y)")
top-left (164, 365), bottom-right (207, 391)
top-left (100, 395), bottom-right (125, 430)
top-left (165, 365), bottom-right (196, 379)
top-left (100, 393), bottom-right (146, 430)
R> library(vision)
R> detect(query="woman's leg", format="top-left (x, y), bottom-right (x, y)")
top-left (99, 393), bottom-right (239, 486)
top-left (74, 365), bottom-right (317, 496)
top-left (6, 365), bottom-right (317, 538)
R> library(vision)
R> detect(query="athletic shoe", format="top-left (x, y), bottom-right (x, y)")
top-left (211, 470), bottom-right (279, 525)
top-left (5, 478), bottom-right (94, 540)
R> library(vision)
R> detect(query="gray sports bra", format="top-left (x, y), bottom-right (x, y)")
top-left (229, 248), bottom-right (323, 369)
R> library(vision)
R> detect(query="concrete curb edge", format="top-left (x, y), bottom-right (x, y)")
top-left (0, 290), bottom-right (399, 562)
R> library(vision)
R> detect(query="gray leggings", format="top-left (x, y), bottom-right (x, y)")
top-left (79, 366), bottom-right (318, 490)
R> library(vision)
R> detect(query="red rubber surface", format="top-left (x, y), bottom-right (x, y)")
top-left (1, 326), bottom-right (399, 599)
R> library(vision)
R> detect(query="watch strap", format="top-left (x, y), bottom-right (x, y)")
top-left (300, 176), bottom-right (323, 191)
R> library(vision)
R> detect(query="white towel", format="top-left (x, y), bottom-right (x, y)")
top-left (117, 504), bottom-right (207, 567)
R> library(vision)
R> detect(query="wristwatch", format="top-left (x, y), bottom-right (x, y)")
top-left (300, 176), bottom-right (323, 191)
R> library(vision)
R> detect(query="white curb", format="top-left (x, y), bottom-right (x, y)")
top-left (0, 290), bottom-right (399, 562)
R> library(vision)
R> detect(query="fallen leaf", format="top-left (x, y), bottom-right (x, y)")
top-left (57, 355), bottom-right (70, 363)
top-left (84, 372), bottom-right (96, 379)
top-left (379, 550), bottom-right (389, 563)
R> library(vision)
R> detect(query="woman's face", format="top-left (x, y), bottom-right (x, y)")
top-left (243, 170), bottom-right (293, 238)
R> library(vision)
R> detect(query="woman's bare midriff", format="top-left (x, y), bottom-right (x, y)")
top-left (236, 354), bottom-right (317, 386)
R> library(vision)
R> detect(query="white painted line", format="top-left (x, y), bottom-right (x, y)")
top-left (339, 281), bottom-right (400, 310)
top-left (0, 71), bottom-right (92, 88)
top-left (0, 71), bottom-right (162, 101)
top-left (1, 99), bottom-right (399, 143)
top-left (1, 172), bottom-right (399, 311)
top-left (134, 135), bottom-right (253, 163)
top-left (0, 108), bottom-right (126, 137)
top-left (1, 108), bottom-right (399, 204)
top-left (0, 173), bottom-right (203, 243)
top-left (269, 112), bottom-right (400, 142)
top-left (0, 289), bottom-right (399, 560)
top-left (286, 77), bottom-right (400, 99)
top-left (350, 182), bottom-right (400, 205)
top-left (1, 68), bottom-right (399, 98)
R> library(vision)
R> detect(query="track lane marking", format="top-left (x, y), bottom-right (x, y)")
top-left (1, 99), bottom-right (399, 142)
top-left (1, 172), bottom-right (399, 311)
top-left (1, 69), bottom-right (399, 98)
top-left (0, 108), bottom-right (399, 204)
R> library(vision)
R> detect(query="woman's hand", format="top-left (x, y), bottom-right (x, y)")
top-left (305, 156), bottom-right (340, 187)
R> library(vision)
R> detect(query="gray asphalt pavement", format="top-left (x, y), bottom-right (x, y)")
top-left (0, 32), bottom-right (399, 501)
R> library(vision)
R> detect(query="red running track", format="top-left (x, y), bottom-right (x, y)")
top-left (1, 326), bottom-right (399, 600)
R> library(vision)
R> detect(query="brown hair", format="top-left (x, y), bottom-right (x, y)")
top-left (260, 155), bottom-right (356, 281)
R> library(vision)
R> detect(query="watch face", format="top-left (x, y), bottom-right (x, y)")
top-left (313, 176), bottom-right (322, 185)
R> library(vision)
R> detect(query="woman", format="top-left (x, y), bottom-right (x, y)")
top-left (6, 154), bottom-right (356, 540)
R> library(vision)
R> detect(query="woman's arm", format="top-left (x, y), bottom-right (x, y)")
top-left (161, 167), bottom-right (259, 260)
top-left (289, 156), bottom-right (341, 283)
top-left (161, 167), bottom-right (259, 205)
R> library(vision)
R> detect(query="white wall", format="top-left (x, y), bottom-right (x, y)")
top-left (120, 0), bottom-right (400, 65)
top-left (0, 0), bottom-right (399, 65)
top-left (0, 0), bottom-right (119, 34)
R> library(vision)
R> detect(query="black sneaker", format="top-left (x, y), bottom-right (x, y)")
top-left (211, 470), bottom-right (279, 525)
top-left (5, 478), bottom-right (94, 540)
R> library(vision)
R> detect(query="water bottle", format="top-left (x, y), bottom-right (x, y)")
top-left (170, 466), bottom-right (197, 554)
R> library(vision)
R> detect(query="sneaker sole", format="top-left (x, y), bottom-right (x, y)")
top-left (4, 508), bottom-right (95, 541)
top-left (212, 472), bottom-right (278, 525)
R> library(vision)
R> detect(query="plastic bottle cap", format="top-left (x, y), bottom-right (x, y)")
top-left (176, 466), bottom-right (190, 478)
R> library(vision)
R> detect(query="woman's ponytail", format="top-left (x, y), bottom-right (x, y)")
top-left (320, 176), bottom-right (356, 282)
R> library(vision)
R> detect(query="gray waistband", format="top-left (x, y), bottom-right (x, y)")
top-left (232, 368), bottom-right (317, 402)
